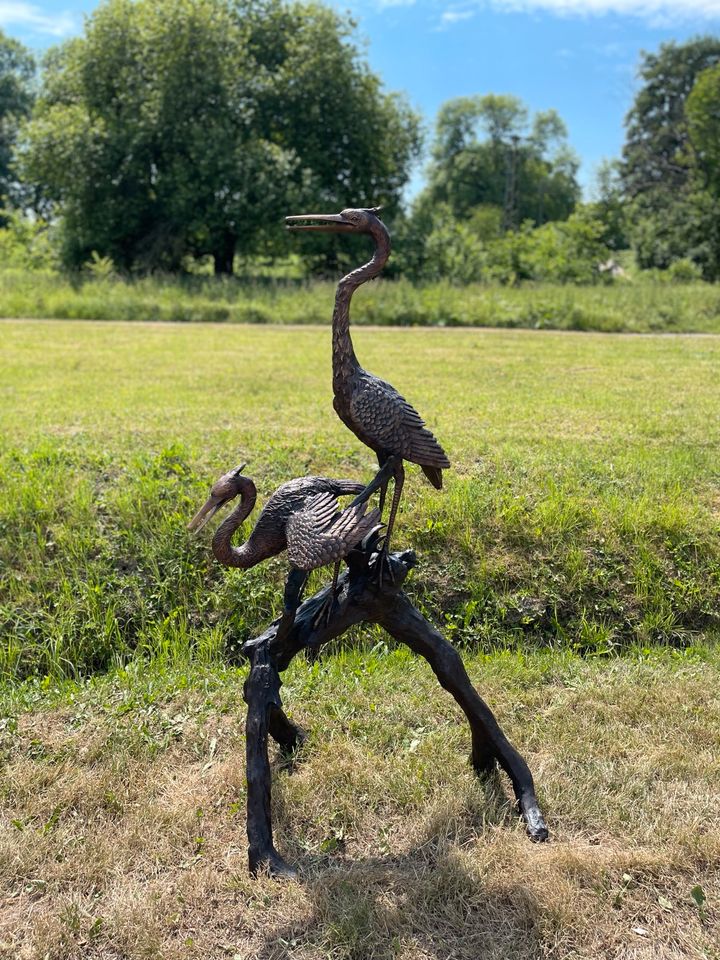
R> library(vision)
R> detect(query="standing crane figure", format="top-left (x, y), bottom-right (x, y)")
top-left (188, 466), bottom-right (381, 640)
top-left (286, 207), bottom-right (450, 575)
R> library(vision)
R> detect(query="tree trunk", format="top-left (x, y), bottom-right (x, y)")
top-left (213, 232), bottom-right (236, 276)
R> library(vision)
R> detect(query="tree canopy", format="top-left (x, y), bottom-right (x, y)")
top-left (423, 94), bottom-right (580, 229)
top-left (0, 30), bottom-right (34, 223)
top-left (686, 62), bottom-right (720, 197)
top-left (621, 37), bottom-right (720, 277)
top-left (19, 0), bottom-right (421, 273)
top-left (622, 37), bottom-right (720, 201)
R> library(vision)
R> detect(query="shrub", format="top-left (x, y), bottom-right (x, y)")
top-left (0, 211), bottom-right (59, 270)
top-left (666, 257), bottom-right (704, 283)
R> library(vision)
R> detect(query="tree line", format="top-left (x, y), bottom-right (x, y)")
top-left (1, 1), bottom-right (719, 282)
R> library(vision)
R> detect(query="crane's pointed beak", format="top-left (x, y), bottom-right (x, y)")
top-left (285, 213), bottom-right (355, 233)
top-left (188, 494), bottom-right (228, 534)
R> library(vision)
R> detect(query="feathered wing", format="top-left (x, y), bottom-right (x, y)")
top-left (286, 493), bottom-right (382, 571)
top-left (349, 374), bottom-right (450, 475)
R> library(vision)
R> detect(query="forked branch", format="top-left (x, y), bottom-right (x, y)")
top-left (242, 544), bottom-right (548, 877)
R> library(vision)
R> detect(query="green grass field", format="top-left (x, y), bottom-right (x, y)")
top-left (1, 319), bottom-right (719, 958)
top-left (3, 268), bottom-right (720, 332)
top-left (1, 319), bottom-right (719, 678)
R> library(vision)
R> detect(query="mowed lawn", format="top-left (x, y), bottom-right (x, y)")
top-left (0, 320), bottom-right (719, 959)
top-left (1, 320), bottom-right (719, 675)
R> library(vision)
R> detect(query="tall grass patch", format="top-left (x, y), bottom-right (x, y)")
top-left (3, 268), bottom-right (720, 332)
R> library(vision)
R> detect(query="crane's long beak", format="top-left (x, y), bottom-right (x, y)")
top-left (285, 213), bottom-right (355, 233)
top-left (188, 495), bottom-right (228, 534)
top-left (189, 463), bottom-right (247, 534)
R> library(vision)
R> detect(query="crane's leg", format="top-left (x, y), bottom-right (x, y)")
top-left (384, 460), bottom-right (405, 553)
top-left (347, 455), bottom-right (398, 511)
top-left (310, 559), bottom-right (341, 633)
top-left (375, 460), bottom-right (405, 585)
top-left (376, 453), bottom-right (390, 518)
top-left (275, 568), bottom-right (309, 651)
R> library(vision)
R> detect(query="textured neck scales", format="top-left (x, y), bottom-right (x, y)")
top-left (332, 224), bottom-right (391, 397)
top-left (212, 480), bottom-right (260, 568)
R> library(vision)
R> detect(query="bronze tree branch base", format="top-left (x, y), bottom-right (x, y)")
top-left (242, 545), bottom-right (549, 878)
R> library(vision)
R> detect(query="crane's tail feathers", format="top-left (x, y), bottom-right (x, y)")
top-left (422, 465), bottom-right (444, 490)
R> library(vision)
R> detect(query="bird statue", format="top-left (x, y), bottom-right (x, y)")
top-left (188, 466), bottom-right (381, 640)
top-left (285, 207), bottom-right (450, 573)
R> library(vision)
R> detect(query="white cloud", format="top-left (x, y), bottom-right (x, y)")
top-left (488, 0), bottom-right (720, 21)
top-left (373, 0), bottom-right (720, 21)
top-left (0, 1), bottom-right (75, 36)
top-left (441, 8), bottom-right (476, 21)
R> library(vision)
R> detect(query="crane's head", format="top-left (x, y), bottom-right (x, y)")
top-left (285, 207), bottom-right (384, 234)
top-left (188, 463), bottom-right (248, 533)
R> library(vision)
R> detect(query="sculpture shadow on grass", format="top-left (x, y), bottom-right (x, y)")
top-left (250, 795), bottom-right (545, 960)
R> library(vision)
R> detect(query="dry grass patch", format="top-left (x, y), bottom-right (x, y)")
top-left (1, 647), bottom-right (718, 959)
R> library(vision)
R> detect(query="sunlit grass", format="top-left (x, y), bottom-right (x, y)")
top-left (0, 645), bottom-right (718, 958)
top-left (1, 319), bottom-right (718, 678)
top-left (1, 318), bottom-right (719, 959)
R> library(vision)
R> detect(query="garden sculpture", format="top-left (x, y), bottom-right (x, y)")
top-left (188, 467), bottom-right (381, 642)
top-left (285, 207), bottom-right (450, 576)
top-left (191, 209), bottom-right (548, 879)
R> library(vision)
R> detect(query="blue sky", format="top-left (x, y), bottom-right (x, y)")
top-left (2, 0), bottom-right (720, 195)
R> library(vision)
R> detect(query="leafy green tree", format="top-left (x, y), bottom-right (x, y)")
top-left (19, 0), bottom-right (420, 273)
top-left (586, 160), bottom-right (628, 251)
top-left (621, 37), bottom-right (720, 277)
top-left (423, 93), bottom-right (579, 229)
top-left (630, 186), bottom-right (720, 279)
top-left (686, 62), bottom-right (720, 196)
top-left (0, 210), bottom-right (57, 269)
top-left (0, 30), bottom-right (34, 224)
top-left (622, 37), bottom-right (720, 200)
top-left (246, 0), bottom-right (421, 273)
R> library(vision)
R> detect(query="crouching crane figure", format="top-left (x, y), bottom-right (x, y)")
top-left (286, 207), bottom-right (450, 577)
top-left (188, 466), bottom-right (381, 641)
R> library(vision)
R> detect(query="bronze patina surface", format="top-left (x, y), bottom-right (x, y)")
top-left (191, 209), bottom-right (548, 878)
top-left (287, 208), bottom-right (450, 567)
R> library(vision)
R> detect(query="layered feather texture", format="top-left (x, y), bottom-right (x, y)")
top-left (286, 492), bottom-right (381, 570)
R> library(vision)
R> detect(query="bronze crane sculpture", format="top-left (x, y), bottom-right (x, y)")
top-left (286, 207), bottom-right (450, 574)
top-left (189, 212), bottom-right (548, 879)
top-left (188, 466), bottom-right (381, 641)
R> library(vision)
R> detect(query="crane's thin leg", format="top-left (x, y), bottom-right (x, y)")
top-left (327, 559), bottom-right (341, 623)
top-left (244, 642), bottom-right (297, 878)
top-left (311, 559), bottom-right (341, 632)
top-left (348, 456), bottom-right (398, 510)
top-left (380, 602), bottom-right (548, 842)
top-left (275, 568), bottom-right (309, 651)
top-left (375, 461), bottom-right (404, 585)
top-left (377, 453), bottom-right (389, 518)
top-left (384, 460), bottom-right (404, 553)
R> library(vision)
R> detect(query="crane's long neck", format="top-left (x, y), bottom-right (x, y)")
top-left (211, 479), bottom-right (261, 569)
top-left (333, 225), bottom-right (391, 395)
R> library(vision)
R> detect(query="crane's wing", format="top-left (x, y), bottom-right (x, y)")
top-left (350, 374), bottom-right (450, 469)
top-left (286, 493), bottom-right (382, 571)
